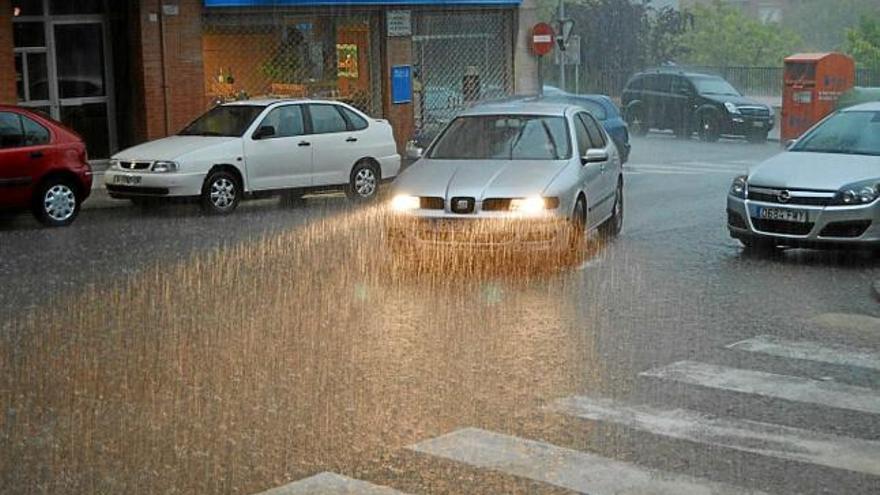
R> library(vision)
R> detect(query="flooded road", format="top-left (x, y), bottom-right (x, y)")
top-left (2, 137), bottom-right (879, 494)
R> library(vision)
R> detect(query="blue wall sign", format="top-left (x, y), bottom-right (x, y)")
top-left (205, 0), bottom-right (521, 6)
top-left (391, 65), bottom-right (412, 104)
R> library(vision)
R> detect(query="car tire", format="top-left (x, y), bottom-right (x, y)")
top-left (599, 179), bottom-right (624, 239)
top-left (32, 178), bottom-right (80, 227)
top-left (698, 113), bottom-right (721, 142)
top-left (568, 195), bottom-right (587, 250)
top-left (200, 170), bottom-right (240, 215)
top-left (747, 130), bottom-right (768, 144)
top-left (625, 106), bottom-right (648, 137)
top-left (345, 160), bottom-right (380, 202)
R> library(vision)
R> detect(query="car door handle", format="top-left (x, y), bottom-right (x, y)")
top-left (30, 151), bottom-right (44, 159)
top-left (346, 137), bottom-right (358, 143)
top-left (298, 141), bottom-right (311, 147)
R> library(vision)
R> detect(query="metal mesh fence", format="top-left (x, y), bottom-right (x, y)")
top-left (413, 10), bottom-right (514, 137)
top-left (202, 12), bottom-right (382, 116)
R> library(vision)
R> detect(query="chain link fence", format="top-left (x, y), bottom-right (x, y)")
top-left (202, 12), bottom-right (382, 116)
top-left (413, 10), bottom-right (514, 138)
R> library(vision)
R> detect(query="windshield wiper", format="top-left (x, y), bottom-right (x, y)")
top-left (540, 121), bottom-right (560, 159)
top-left (508, 125), bottom-right (527, 160)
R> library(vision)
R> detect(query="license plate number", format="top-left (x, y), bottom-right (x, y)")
top-left (752, 121), bottom-right (765, 128)
top-left (757, 207), bottom-right (807, 223)
top-left (113, 174), bottom-right (142, 185)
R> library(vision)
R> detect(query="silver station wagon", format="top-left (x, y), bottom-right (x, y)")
top-left (728, 102), bottom-right (880, 250)
top-left (387, 101), bottom-right (624, 253)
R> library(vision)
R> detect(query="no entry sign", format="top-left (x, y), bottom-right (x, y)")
top-left (531, 22), bottom-right (555, 56)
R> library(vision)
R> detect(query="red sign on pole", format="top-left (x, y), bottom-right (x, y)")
top-left (531, 23), bottom-right (555, 57)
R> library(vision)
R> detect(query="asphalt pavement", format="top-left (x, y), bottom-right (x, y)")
top-left (1, 134), bottom-right (879, 494)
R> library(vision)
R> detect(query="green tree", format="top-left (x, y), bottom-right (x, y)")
top-left (783, 0), bottom-right (879, 52)
top-left (680, 0), bottom-right (802, 67)
top-left (846, 15), bottom-right (880, 71)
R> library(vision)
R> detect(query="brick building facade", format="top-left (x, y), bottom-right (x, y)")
top-left (2, 0), bottom-right (533, 158)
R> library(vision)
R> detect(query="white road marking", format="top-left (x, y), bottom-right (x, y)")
top-left (641, 361), bottom-right (880, 415)
top-left (254, 472), bottom-right (408, 495)
top-left (728, 335), bottom-right (880, 371)
top-left (410, 427), bottom-right (767, 495)
top-left (552, 395), bottom-right (880, 476)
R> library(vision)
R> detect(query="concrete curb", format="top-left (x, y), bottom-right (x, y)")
top-left (873, 280), bottom-right (880, 303)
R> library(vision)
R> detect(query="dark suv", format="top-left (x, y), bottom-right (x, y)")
top-left (621, 70), bottom-right (774, 142)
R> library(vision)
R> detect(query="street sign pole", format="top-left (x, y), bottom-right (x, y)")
top-left (530, 22), bottom-right (555, 96)
top-left (558, 0), bottom-right (565, 91)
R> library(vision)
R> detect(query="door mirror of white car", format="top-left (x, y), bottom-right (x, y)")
top-left (784, 139), bottom-right (797, 150)
top-left (405, 140), bottom-right (424, 160)
top-left (582, 148), bottom-right (609, 165)
top-left (253, 125), bottom-right (276, 140)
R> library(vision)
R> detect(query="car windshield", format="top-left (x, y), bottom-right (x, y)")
top-left (429, 115), bottom-right (571, 160)
top-left (178, 105), bottom-right (265, 137)
top-left (693, 77), bottom-right (741, 96)
top-left (792, 110), bottom-right (880, 156)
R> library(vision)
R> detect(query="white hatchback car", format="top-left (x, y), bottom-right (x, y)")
top-left (105, 100), bottom-right (400, 213)
top-left (387, 101), bottom-right (624, 253)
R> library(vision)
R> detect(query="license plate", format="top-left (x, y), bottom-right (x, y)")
top-left (757, 207), bottom-right (807, 223)
top-left (113, 174), bottom-right (142, 185)
top-left (752, 121), bottom-right (765, 128)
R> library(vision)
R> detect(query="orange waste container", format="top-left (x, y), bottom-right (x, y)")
top-left (781, 52), bottom-right (855, 141)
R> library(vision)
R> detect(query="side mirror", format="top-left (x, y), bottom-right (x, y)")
top-left (784, 139), bottom-right (797, 150)
top-left (405, 140), bottom-right (424, 160)
top-left (582, 148), bottom-right (609, 165)
top-left (253, 125), bottom-right (276, 140)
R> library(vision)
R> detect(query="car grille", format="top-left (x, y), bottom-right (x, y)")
top-left (751, 218), bottom-right (813, 235)
top-left (450, 197), bottom-right (475, 214)
top-left (482, 198), bottom-right (511, 211)
top-left (419, 197), bottom-right (444, 210)
top-left (747, 187), bottom-right (833, 206)
top-left (738, 106), bottom-right (770, 118)
top-left (819, 220), bottom-right (871, 238)
top-left (119, 161), bottom-right (152, 170)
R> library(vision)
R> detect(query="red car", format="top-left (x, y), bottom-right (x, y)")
top-left (0, 105), bottom-right (92, 227)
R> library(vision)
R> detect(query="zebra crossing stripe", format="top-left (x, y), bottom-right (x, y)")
top-left (727, 335), bottom-right (880, 371)
top-left (410, 427), bottom-right (767, 495)
top-left (641, 361), bottom-right (880, 415)
top-left (254, 472), bottom-right (408, 495)
top-left (552, 395), bottom-right (880, 476)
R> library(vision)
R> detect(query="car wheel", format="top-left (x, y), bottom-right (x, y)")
top-left (32, 178), bottom-right (80, 227)
top-left (747, 130), bottom-right (768, 144)
top-left (625, 107), bottom-right (648, 137)
top-left (345, 161), bottom-right (380, 201)
top-left (600, 180), bottom-right (624, 239)
top-left (200, 170), bottom-right (240, 215)
top-left (568, 195), bottom-right (587, 250)
top-left (698, 113), bottom-right (721, 142)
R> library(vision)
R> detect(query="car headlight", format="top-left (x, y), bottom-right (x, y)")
top-left (108, 159), bottom-right (120, 170)
top-left (509, 196), bottom-right (558, 214)
top-left (724, 102), bottom-right (740, 114)
top-left (830, 180), bottom-right (879, 206)
top-left (391, 194), bottom-right (420, 211)
top-left (151, 161), bottom-right (179, 173)
top-left (730, 175), bottom-right (748, 199)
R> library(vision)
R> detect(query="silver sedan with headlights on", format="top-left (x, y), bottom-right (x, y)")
top-left (387, 101), bottom-right (624, 255)
top-left (727, 102), bottom-right (880, 251)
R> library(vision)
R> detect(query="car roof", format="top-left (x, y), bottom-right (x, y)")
top-left (634, 69), bottom-right (723, 80)
top-left (841, 101), bottom-right (880, 112)
top-left (222, 98), bottom-right (352, 107)
top-left (461, 100), bottom-right (575, 117)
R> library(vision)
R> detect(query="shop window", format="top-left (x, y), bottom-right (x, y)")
top-left (12, 0), bottom-right (43, 16)
top-left (13, 22), bottom-right (45, 47)
top-left (308, 105), bottom-right (347, 134)
top-left (14, 54), bottom-right (24, 101)
top-left (50, 0), bottom-right (104, 15)
top-left (22, 115), bottom-right (50, 146)
top-left (26, 53), bottom-right (49, 101)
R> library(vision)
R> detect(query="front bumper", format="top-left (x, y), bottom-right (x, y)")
top-left (103, 169), bottom-right (205, 198)
top-left (386, 214), bottom-right (574, 252)
top-left (727, 194), bottom-right (880, 247)
top-left (723, 115), bottom-right (774, 136)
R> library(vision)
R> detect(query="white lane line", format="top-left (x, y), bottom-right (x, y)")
top-left (254, 472), bottom-right (409, 495)
top-left (552, 395), bottom-right (880, 476)
top-left (728, 335), bottom-right (880, 371)
top-left (641, 361), bottom-right (880, 415)
top-left (410, 427), bottom-right (767, 495)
